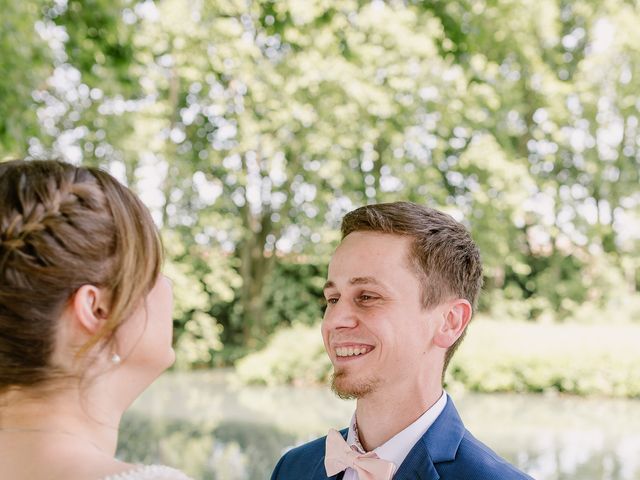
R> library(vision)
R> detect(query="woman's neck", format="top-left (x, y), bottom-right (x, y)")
top-left (0, 385), bottom-right (122, 457)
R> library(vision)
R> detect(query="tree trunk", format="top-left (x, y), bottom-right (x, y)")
top-left (237, 190), bottom-right (276, 346)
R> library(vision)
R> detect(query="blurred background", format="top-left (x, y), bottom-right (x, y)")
top-left (2, 0), bottom-right (640, 478)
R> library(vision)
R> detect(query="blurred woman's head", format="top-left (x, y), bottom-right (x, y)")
top-left (0, 159), bottom-right (168, 394)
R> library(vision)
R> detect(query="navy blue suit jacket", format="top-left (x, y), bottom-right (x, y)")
top-left (271, 396), bottom-right (533, 480)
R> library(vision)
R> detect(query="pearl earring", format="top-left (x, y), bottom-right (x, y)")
top-left (111, 353), bottom-right (121, 365)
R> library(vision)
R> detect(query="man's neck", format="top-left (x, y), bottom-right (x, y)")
top-left (354, 385), bottom-right (444, 452)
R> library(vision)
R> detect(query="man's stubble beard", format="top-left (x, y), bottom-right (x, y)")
top-left (330, 368), bottom-right (381, 400)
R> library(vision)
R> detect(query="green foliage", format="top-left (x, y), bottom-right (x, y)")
top-left (54, 0), bottom-right (140, 96)
top-left (481, 251), bottom-right (640, 322)
top-left (448, 319), bottom-right (640, 398)
top-left (3, 0), bottom-right (640, 370)
top-left (163, 229), bottom-right (241, 368)
top-left (0, 1), bottom-right (50, 157)
top-left (260, 261), bottom-right (327, 331)
top-left (236, 319), bottom-right (640, 398)
top-left (235, 324), bottom-right (331, 386)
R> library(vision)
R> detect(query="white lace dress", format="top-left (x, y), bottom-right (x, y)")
top-left (103, 465), bottom-right (195, 480)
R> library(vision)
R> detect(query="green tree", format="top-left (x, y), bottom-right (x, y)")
top-left (3, 0), bottom-right (640, 366)
top-left (0, 1), bottom-right (50, 157)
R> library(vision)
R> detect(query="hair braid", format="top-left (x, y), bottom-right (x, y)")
top-left (0, 170), bottom-right (89, 272)
top-left (0, 159), bottom-right (162, 391)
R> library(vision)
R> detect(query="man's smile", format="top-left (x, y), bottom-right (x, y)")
top-left (332, 343), bottom-right (375, 360)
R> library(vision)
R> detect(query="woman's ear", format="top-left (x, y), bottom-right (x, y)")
top-left (70, 285), bottom-right (109, 335)
top-left (432, 299), bottom-right (472, 349)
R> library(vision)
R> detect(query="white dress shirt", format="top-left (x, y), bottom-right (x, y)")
top-left (342, 391), bottom-right (447, 480)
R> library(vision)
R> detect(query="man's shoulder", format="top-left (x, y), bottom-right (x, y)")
top-left (421, 395), bottom-right (532, 479)
top-left (282, 434), bottom-right (328, 460)
top-left (440, 429), bottom-right (533, 480)
top-left (271, 433), bottom-right (332, 479)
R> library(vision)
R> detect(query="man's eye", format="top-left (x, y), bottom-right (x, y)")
top-left (326, 298), bottom-right (339, 305)
top-left (358, 294), bottom-right (376, 302)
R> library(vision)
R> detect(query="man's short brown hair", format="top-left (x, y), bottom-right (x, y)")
top-left (340, 201), bottom-right (483, 374)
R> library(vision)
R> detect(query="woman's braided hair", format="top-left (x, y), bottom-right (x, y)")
top-left (0, 159), bottom-right (162, 391)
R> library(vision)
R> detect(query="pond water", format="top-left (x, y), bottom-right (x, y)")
top-left (118, 370), bottom-right (640, 480)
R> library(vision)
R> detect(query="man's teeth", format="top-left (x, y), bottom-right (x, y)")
top-left (336, 347), bottom-right (369, 357)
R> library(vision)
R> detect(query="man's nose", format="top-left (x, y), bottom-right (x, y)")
top-left (323, 298), bottom-right (359, 330)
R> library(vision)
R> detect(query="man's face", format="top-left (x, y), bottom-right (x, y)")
top-left (321, 231), bottom-right (444, 400)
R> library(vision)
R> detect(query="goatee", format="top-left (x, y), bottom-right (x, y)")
top-left (330, 370), bottom-right (379, 400)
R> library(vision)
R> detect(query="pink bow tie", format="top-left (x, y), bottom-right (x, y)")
top-left (324, 429), bottom-right (396, 480)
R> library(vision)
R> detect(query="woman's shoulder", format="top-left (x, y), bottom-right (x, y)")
top-left (102, 464), bottom-right (194, 480)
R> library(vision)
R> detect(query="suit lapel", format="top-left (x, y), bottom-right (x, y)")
top-left (393, 395), bottom-right (466, 480)
top-left (392, 439), bottom-right (439, 480)
top-left (420, 395), bottom-right (465, 464)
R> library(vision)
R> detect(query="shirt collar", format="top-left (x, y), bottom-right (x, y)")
top-left (346, 391), bottom-right (447, 469)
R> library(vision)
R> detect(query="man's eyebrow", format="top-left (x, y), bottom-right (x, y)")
top-left (323, 280), bottom-right (335, 291)
top-left (349, 276), bottom-right (381, 286)
top-left (323, 277), bottom-right (384, 291)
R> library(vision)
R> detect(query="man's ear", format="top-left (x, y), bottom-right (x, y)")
top-left (432, 299), bottom-right (472, 349)
top-left (70, 285), bottom-right (109, 335)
